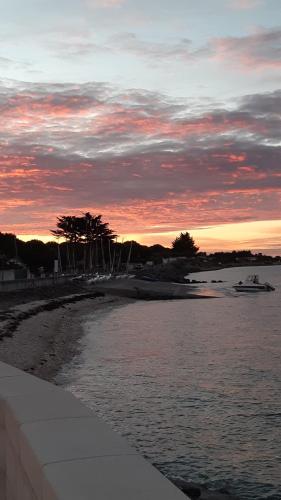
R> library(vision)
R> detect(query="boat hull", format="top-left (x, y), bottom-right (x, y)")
top-left (233, 285), bottom-right (274, 292)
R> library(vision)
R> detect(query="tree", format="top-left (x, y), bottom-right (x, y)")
top-left (0, 232), bottom-right (20, 259)
top-left (50, 215), bottom-right (82, 243)
top-left (51, 213), bottom-right (116, 243)
top-left (50, 213), bottom-right (116, 272)
top-left (172, 232), bottom-right (199, 258)
top-left (20, 239), bottom-right (56, 272)
top-left (80, 213), bottom-right (116, 243)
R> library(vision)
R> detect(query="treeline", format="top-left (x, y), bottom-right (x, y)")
top-left (0, 215), bottom-right (200, 274)
top-left (206, 250), bottom-right (280, 265)
top-left (0, 212), bottom-right (280, 275)
top-left (0, 232), bottom-right (174, 274)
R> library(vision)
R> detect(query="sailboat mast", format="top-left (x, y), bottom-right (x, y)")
top-left (126, 241), bottom-right (133, 274)
top-left (108, 239), bottom-right (112, 273)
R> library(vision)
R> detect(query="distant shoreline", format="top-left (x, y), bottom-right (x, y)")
top-left (190, 261), bottom-right (281, 272)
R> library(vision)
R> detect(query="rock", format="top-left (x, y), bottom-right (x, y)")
top-left (172, 478), bottom-right (201, 498)
top-left (200, 488), bottom-right (239, 499)
top-left (172, 478), bottom-right (239, 500)
top-left (199, 485), bottom-right (239, 500)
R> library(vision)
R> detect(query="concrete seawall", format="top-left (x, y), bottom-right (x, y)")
top-left (0, 361), bottom-right (187, 500)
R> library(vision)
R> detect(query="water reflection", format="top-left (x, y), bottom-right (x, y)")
top-left (58, 266), bottom-right (281, 500)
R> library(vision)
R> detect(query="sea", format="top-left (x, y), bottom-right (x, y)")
top-left (57, 266), bottom-right (281, 500)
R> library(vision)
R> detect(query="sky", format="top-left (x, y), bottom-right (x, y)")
top-left (0, 0), bottom-right (280, 253)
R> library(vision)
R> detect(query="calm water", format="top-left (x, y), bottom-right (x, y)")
top-left (57, 266), bottom-right (281, 500)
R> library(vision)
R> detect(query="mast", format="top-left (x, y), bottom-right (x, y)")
top-left (57, 238), bottom-right (62, 274)
top-left (100, 237), bottom-right (105, 272)
top-left (126, 241), bottom-right (133, 274)
top-left (117, 239), bottom-right (123, 273)
top-left (14, 234), bottom-right (18, 261)
top-left (108, 238), bottom-right (112, 273)
top-left (111, 239), bottom-right (116, 274)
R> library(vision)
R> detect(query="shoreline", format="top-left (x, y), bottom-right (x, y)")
top-left (0, 291), bottom-right (131, 381)
top-left (0, 282), bottom-right (243, 500)
top-left (0, 278), bottom-right (217, 382)
top-left (93, 278), bottom-right (221, 299)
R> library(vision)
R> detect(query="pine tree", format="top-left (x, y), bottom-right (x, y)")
top-left (172, 232), bottom-right (199, 258)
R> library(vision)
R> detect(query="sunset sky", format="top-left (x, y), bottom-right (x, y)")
top-left (0, 0), bottom-right (280, 253)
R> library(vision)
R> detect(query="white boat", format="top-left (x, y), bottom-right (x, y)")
top-left (87, 273), bottom-right (112, 283)
top-left (233, 274), bottom-right (275, 292)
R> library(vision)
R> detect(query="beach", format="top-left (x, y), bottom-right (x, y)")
top-left (1, 270), bottom-right (278, 499)
top-left (0, 277), bottom-right (220, 381)
top-left (0, 283), bottom-right (131, 381)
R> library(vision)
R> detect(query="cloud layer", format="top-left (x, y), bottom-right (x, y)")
top-left (106, 27), bottom-right (281, 71)
top-left (0, 80), bottom-right (280, 240)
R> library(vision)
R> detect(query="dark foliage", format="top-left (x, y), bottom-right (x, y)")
top-left (1, 227), bottom-right (279, 277)
top-left (172, 232), bottom-right (199, 258)
top-left (51, 212), bottom-right (116, 243)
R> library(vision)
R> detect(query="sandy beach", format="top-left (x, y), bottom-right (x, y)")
top-left (94, 278), bottom-right (220, 299)
top-left (0, 286), bottom-right (131, 382)
top-left (0, 278), bottom-right (216, 382)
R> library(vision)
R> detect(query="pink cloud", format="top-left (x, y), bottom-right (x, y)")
top-left (213, 154), bottom-right (247, 163)
top-left (210, 29), bottom-right (281, 70)
top-left (0, 81), bottom-right (280, 240)
top-left (108, 28), bottom-right (281, 72)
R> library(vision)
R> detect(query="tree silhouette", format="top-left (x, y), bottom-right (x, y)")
top-left (172, 232), bottom-right (199, 258)
top-left (51, 216), bottom-right (81, 243)
top-left (80, 213), bottom-right (116, 243)
top-left (51, 213), bottom-right (116, 272)
top-left (51, 213), bottom-right (116, 243)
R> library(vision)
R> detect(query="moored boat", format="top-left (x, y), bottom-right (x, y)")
top-left (233, 274), bottom-right (275, 292)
